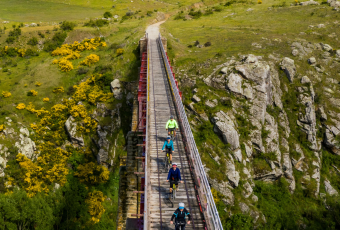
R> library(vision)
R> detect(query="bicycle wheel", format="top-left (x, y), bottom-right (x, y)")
top-left (164, 155), bottom-right (168, 171)
top-left (173, 184), bottom-right (176, 200)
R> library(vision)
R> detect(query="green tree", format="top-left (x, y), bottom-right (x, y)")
top-left (103, 11), bottom-right (113, 18)
top-left (60, 21), bottom-right (77, 31)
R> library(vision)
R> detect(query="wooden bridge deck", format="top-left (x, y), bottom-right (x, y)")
top-left (146, 37), bottom-right (205, 230)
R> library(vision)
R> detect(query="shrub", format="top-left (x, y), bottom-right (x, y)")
top-left (258, 0), bottom-right (262, 4)
top-left (38, 31), bottom-right (45, 38)
top-left (103, 11), bottom-right (113, 18)
top-left (7, 47), bottom-right (17, 57)
top-left (77, 67), bottom-right (89, 75)
top-left (189, 10), bottom-right (202, 19)
top-left (53, 87), bottom-right (64, 93)
top-left (126, 11), bottom-right (134, 16)
top-left (58, 58), bottom-right (74, 72)
top-left (2, 91), bottom-right (11, 98)
top-left (43, 32), bottom-right (67, 52)
top-left (8, 28), bottom-right (21, 37)
top-left (174, 13), bottom-right (185, 20)
top-left (25, 49), bottom-right (39, 57)
top-left (16, 103), bottom-right (26, 110)
top-left (43, 98), bottom-right (49, 102)
top-left (27, 90), bottom-right (38, 96)
top-left (194, 40), bottom-right (200, 46)
top-left (35, 82), bottom-right (42, 87)
top-left (213, 6), bottom-right (223, 12)
top-left (27, 37), bottom-right (38, 46)
top-left (0, 124), bottom-right (5, 132)
top-left (116, 48), bottom-right (124, 55)
top-left (84, 19), bottom-right (109, 27)
top-left (60, 21), bottom-right (77, 31)
top-left (80, 54), bottom-right (100, 66)
top-left (204, 9), bottom-right (214, 16)
top-left (6, 36), bottom-right (16, 44)
top-left (204, 41), bottom-right (212, 47)
top-left (146, 11), bottom-right (153, 16)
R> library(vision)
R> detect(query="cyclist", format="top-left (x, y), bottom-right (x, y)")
top-left (162, 136), bottom-right (174, 164)
top-left (166, 115), bottom-right (179, 137)
top-left (170, 202), bottom-right (191, 230)
top-left (166, 163), bottom-right (183, 193)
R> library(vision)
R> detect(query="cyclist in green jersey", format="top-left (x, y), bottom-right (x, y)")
top-left (166, 115), bottom-right (179, 137)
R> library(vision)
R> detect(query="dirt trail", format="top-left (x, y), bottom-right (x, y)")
top-left (145, 21), bottom-right (165, 39)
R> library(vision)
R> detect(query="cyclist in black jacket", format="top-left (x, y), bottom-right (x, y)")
top-left (170, 202), bottom-right (191, 230)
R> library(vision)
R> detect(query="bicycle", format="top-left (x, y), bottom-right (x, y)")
top-left (164, 151), bottom-right (171, 171)
top-left (167, 128), bottom-right (177, 140)
top-left (169, 180), bottom-right (177, 200)
top-left (174, 220), bottom-right (186, 230)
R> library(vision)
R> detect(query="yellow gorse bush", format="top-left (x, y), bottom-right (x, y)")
top-left (258, 0), bottom-right (262, 3)
top-left (51, 37), bottom-right (106, 71)
top-left (74, 162), bottom-right (110, 184)
top-left (116, 48), bottom-right (124, 55)
top-left (43, 98), bottom-right (50, 102)
top-left (0, 124), bottom-right (5, 132)
top-left (73, 74), bottom-right (113, 105)
top-left (80, 54), bottom-right (100, 66)
top-left (85, 190), bottom-right (106, 224)
top-left (53, 86), bottom-right (64, 93)
top-left (2, 91), bottom-right (11, 98)
top-left (70, 104), bottom-right (87, 118)
top-left (16, 142), bottom-right (71, 197)
top-left (28, 90), bottom-right (38, 96)
top-left (35, 82), bottom-right (42, 87)
top-left (16, 103), bottom-right (26, 110)
top-left (58, 58), bottom-right (74, 72)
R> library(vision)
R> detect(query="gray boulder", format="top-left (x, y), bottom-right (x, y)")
top-left (226, 160), bottom-right (240, 187)
top-left (280, 57), bottom-right (296, 82)
top-left (111, 79), bottom-right (122, 99)
top-left (324, 179), bottom-right (338, 196)
top-left (321, 43), bottom-right (333, 52)
top-left (324, 128), bottom-right (340, 155)
top-left (205, 100), bottom-right (217, 108)
top-left (300, 0), bottom-right (320, 5)
top-left (226, 73), bottom-right (243, 95)
top-left (65, 116), bottom-right (84, 146)
top-left (15, 133), bottom-right (36, 159)
top-left (212, 111), bottom-right (240, 150)
top-left (239, 202), bottom-right (250, 214)
top-left (301, 76), bottom-right (311, 84)
top-left (192, 95), bottom-right (201, 103)
top-left (308, 57), bottom-right (316, 65)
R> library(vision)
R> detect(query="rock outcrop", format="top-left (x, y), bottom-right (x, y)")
top-left (14, 127), bottom-right (36, 159)
top-left (280, 57), bottom-right (296, 82)
top-left (111, 79), bottom-right (123, 99)
top-left (212, 111), bottom-right (240, 150)
top-left (65, 116), bottom-right (84, 146)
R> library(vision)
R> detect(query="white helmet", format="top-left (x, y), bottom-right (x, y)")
top-left (179, 203), bottom-right (185, 209)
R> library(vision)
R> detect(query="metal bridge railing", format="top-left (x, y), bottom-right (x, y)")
top-left (143, 34), bottom-right (150, 230)
top-left (157, 35), bottom-right (224, 230)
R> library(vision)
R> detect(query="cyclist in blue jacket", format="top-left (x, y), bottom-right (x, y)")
top-left (167, 163), bottom-right (183, 193)
top-left (162, 136), bottom-right (174, 164)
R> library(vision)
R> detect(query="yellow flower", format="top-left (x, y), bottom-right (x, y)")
top-left (53, 87), bottom-right (64, 93)
top-left (16, 103), bottom-right (26, 110)
top-left (35, 82), bottom-right (42, 87)
top-left (116, 48), bottom-right (124, 55)
top-left (0, 124), bottom-right (5, 132)
top-left (24, 84), bottom-right (28, 87)
top-left (58, 58), bottom-right (74, 72)
top-left (43, 98), bottom-right (49, 102)
top-left (27, 90), bottom-right (38, 96)
top-left (2, 91), bottom-right (11, 98)
top-left (85, 190), bottom-right (106, 224)
top-left (80, 54), bottom-right (100, 66)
